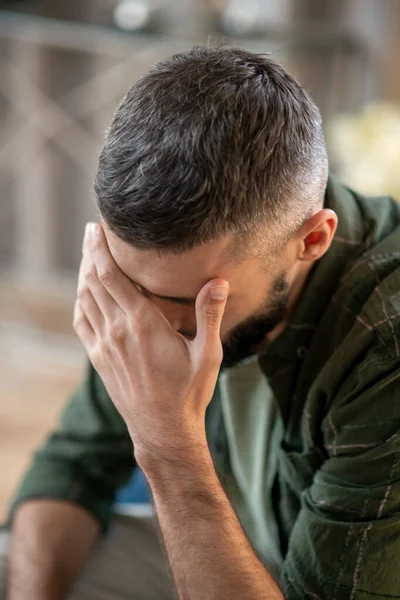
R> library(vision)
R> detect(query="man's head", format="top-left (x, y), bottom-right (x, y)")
top-left (95, 46), bottom-right (337, 367)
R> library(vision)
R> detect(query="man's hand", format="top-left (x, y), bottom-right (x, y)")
top-left (73, 223), bottom-right (283, 600)
top-left (73, 222), bottom-right (229, 461)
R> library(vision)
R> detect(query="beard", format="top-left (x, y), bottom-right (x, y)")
top-left (221, 273), bottom-right (289, 369)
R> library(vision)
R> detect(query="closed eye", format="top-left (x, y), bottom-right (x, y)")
top-left (133, 281), bottom-right (196, 307)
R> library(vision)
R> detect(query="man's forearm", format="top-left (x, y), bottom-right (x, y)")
top-left (140, 446), bottom-right (283, 600)
top-left (7, 500), bottom-right (100, 600)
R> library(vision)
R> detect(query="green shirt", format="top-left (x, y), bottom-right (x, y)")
top-left (9, 176), bottom-right (400, 599)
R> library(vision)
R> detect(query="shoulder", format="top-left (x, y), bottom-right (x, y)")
top-left (317, 251), bottom-right (400, 457)
top-left (308, 222), bottom-right (400, 434)
top-left (333, 236), bottom-right (400, 367)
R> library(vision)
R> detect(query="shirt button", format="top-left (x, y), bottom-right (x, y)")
top-left (297, 346), bottom-right (308, 359)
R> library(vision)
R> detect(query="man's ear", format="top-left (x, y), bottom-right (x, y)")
top-left (297, 209), bottom-right (338, 263)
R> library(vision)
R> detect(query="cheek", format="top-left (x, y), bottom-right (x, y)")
top-left (218, 301), bottom-right (248, 338)
top-left (219, 293), bottom-right (267, 338)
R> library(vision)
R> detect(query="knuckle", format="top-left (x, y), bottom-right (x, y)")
top-left (98, 337), bottom-right (112, 357)
top-left (134, 316), bottom-right (151, 339)
top-left (98, 265), bottom-right (115, 288)
top-left (107, 321), bottom-right (126, 346)
top-left (202, 307), bottom-right (221, 327)
top-left (132, 313), bottom-right (155, 345)
top-left (83, 265), bottom-right (97, 282)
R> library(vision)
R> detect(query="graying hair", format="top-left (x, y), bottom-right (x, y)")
top-left (94, 45), bottom-right (328, 258)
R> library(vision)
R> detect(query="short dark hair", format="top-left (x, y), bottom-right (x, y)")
top-left (94, 45), bottom-right (328, 258)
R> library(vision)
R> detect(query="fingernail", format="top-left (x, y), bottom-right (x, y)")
top-left (210, 285), bottom-right (229, 300)
top-left (89, 223), bottom-right (99, 238)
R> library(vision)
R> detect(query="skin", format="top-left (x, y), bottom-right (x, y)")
top-left (72, 205), bottom-right (337, 600)
top-left (8, 501), bottom-right (100, 600)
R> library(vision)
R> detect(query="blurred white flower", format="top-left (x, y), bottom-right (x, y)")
top-left (114, 0), bottom-right (151, 31)
top-left (327, 104), bottom-right (400, 202)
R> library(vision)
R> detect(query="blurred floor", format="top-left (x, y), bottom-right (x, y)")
top-left (0, 272), bottom-right (85, 522)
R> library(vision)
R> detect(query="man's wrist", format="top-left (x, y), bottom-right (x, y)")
top-left (137, 435), bottom-right (213, 485)
top-left (142, 446), bottom-right (224, 524)
top-left (133, 422), bottom-right (209, 472)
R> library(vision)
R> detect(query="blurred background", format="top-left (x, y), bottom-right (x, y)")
top-left (1, 0), bottom-right (400, 521)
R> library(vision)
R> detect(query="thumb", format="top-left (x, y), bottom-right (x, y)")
top-left (195, 280), bottom-right (229, 361)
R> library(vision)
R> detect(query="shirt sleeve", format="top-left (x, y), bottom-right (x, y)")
top-left (281, 355), bottom-right (400, 600)
top-left (7, 361), bottom-right (135, 533)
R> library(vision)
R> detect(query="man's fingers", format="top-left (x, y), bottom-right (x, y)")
top-left (82, 224), bottom-right (122, 320)
top-left (194, 280), bottom-right (229, 365)
top-left (77, 283), bottom-right (104, 333)
top-left (78, 246), bottom-right (106, 330)
top-left (73, 299), bottom-right (95, 349)
top-left (87, 223), bottom-right (143, 315)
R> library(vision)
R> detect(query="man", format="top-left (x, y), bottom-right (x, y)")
top-left (1, 45), bottom-right (400, 600)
